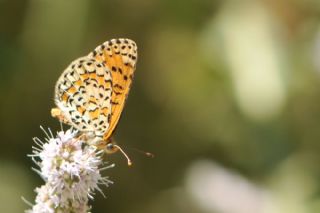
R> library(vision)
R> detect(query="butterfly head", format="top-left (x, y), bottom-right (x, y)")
top-left (105, 139), bottom-right (119, 154)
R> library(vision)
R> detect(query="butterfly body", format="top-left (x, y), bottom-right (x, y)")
top-left (53, 38), bottom-right (137, 150)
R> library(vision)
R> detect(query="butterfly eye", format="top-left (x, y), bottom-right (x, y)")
top-left (105, 141), bottom-right (119, 154)
top-left (105, 142), bottom-right (118, 154)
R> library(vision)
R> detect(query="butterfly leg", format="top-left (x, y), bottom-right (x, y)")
top-left (51, 107), bottom-right (70, 124)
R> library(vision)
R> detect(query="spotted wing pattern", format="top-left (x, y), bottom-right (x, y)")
top-left (54, 56), bottom-right (112, 138)
top-left (87, 38), bottom-right (138, 141)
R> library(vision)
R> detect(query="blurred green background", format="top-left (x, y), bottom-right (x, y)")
top-left (1, 0), bottom-right (320, 212)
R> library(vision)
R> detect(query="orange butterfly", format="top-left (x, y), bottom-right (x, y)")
top-left (51, 38), bottom-right (137, 165)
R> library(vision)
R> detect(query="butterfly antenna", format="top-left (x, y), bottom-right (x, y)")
top-left (59, 120), bottom-right (64, 132)
top-left (130, 147), bottom-right (155, 158)
top-left (114, 144), bottom-right (132, 166)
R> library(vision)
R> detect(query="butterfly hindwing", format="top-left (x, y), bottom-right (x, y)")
top-left (54, 56), bottom-right (112, 138)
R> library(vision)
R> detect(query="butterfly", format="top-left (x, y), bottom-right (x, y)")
top-left (51, 38), bottom-right (137, 165)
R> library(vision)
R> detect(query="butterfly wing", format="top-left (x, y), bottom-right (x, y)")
top-left (54, 56), bottom-right (113, 138)
top-left (88, 38), bottom-right (138, 140)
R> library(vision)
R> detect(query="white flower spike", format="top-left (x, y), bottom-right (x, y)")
top-left (26, 127), bottom-right (114, 213)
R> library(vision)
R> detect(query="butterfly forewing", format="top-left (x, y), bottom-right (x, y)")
top-left (88, 38), bottom-right (138, 140)
top-left (54, 57), bottom-right (113, 138)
